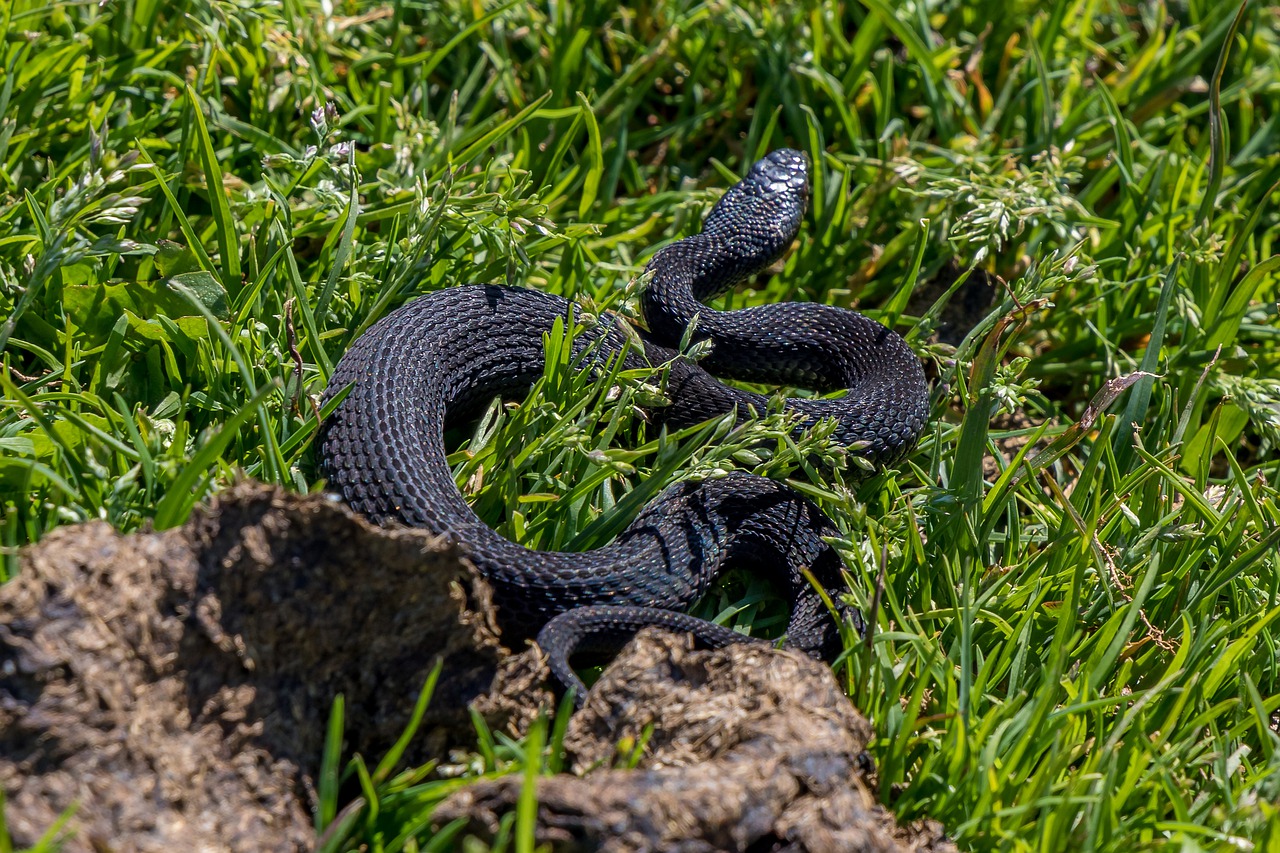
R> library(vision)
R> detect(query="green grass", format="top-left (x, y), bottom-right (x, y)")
top-left (3, 0), bottom-right (1280, 849)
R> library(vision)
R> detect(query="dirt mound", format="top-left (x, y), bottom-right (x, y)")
top-left (1, 483), bottom-right (952, 852)
top-left (439, 630), bottom-right (954, 852)
top-left (0, 482), bottom-right (517, 851)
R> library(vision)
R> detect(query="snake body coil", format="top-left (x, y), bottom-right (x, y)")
top-left (318, 151), bottom-right (929, 695)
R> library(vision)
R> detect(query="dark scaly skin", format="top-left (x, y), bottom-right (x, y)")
top-left (642, 150), bottom-right (929, 458)
top-left (534, 606), bottom-right (780, 703)
top-left (318, 150), bottom-right (929, 700)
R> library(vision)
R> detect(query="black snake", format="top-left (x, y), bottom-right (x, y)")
top-left (318, 150), bottom-right (929, 698)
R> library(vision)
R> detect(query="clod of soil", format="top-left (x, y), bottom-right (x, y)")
top-left (437, 629), bottom-right (956, 853)
top-left (2, 483), bottom-right (953, 853)
top-left (0, 482), bottom-right (526, 852)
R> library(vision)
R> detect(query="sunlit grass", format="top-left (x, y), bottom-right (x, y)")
top-left (3, 0), bottom-right (1280, 850)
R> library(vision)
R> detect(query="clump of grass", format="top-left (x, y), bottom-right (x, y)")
top-left (3, 1), bottom-right (1280, 850)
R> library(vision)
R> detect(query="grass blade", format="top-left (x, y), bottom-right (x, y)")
top-left (185, 86), bottom-right (242, 293)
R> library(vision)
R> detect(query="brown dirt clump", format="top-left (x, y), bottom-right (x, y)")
top-left (2, 483), bottom-right (952, 852)
top-left (0, 482), bottom-right (533, 852)
top-left (436, 629), bottom-right (956, 853)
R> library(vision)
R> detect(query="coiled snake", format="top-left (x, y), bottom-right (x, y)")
top-left (318, 150), bottom-right (929, 699)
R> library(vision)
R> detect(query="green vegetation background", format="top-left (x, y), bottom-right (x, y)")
top-left (2, 0), bottom-right (1279, 850)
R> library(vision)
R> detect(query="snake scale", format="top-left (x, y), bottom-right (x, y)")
top-left (318, 150), bottom-right (929, 698)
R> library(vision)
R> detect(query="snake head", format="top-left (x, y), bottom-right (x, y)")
top-left (703, 148), bottom-right (811, 252)
top-left (744, 148), bottom-right (810, 206)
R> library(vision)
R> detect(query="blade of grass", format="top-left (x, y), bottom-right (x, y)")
top-left (185, 85), bottom-right (242, 293)
top-left (151, 380), bottom-right (276, 529)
